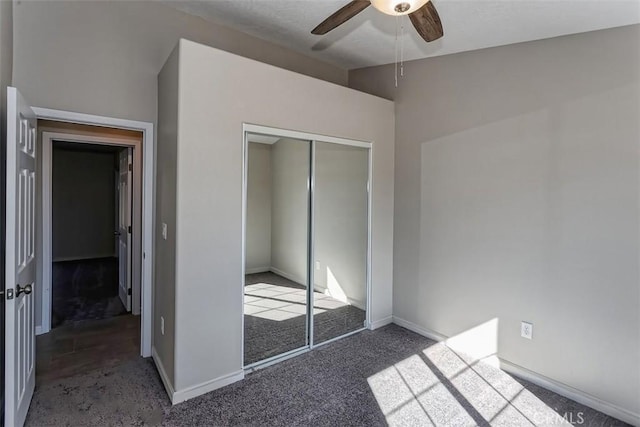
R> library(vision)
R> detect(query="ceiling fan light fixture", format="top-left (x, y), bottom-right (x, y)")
top-left (370, 0), bottom-right (429, 16)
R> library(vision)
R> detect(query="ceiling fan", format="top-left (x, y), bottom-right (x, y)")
top-left (311, 0), bottom-right (443, 43)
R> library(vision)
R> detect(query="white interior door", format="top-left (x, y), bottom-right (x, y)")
top-left (5, 87), bottom-right (37, 427)
top-left (118, 148), bottom-right (132, 311)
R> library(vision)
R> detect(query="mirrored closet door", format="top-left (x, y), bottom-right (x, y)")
top-left (244, 129), bottom-right (370, 367)
top-left (312, 141), bottom-right (369, 345)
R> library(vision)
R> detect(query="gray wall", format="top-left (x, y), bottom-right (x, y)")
top-left (270, 138), bottom-right (311, 284)
top-left (160, 39), bottom-right (394, 398)
top-left (12, 0), bottom-right (347, 125)
top-left (52, 147), bottom-right (116, 261)
top-left (245, 142), bottom-right (272, 272)
top-left (154, 45), bottom-right (179, 386)
top-left (349, 25), bottom-right (640, 417)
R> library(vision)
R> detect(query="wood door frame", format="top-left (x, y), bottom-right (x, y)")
top-left (34, 108), bottom-right (153, 358)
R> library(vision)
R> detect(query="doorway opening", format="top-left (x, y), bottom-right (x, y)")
top-left (37, 121), bottom-right (145, 384)
top-left (5, 88), bottom-right (155, 426)
top-left (50, 141), bottom-right (133, 327)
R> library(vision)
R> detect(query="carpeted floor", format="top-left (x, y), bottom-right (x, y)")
top-left (26, 324), bottom-right (629, 426)
top-left (52, 257), bottom-right (127, 327)
top-left (244, 272), bottom-right (365, 365)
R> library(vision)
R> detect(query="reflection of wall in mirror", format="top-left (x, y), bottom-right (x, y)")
top-left (245, 142), bottom-right (272, 273)
top-left (245, 138), bottom-right (369, 310)
top-left (314, 143), bottom-right (368, 310)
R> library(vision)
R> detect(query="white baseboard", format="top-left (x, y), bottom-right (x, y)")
top-left (152, 347), bottom-right (175, 403)
top-left (392, 316), bottom-right (447, 341)
top-left (245, 266), bottom-right (270, 275)
top-left (369, 315), bottom-right (393, 330)
top-left (269, 267), bottom-right (306, 287)
top-left (500, 360), bottom-right (639, 426)
top-left (392, 316), bottom-right (639, 426)
top-left (172, 370), bottom-right (244, 404)
top-left (35, 326), bottom-right (44, 336)
top-left (313, 283), bottom-right (366, 310)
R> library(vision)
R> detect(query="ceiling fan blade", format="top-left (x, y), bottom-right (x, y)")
top-left (409, 1), bottom-right (444, 42)
top-left (311, 1), bottom-right (371, 35)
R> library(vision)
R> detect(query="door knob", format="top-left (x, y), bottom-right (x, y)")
top-left (16, 283), bottom-right (32, 297)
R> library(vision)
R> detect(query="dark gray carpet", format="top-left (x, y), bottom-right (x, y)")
top-left (244, 272), bottom-right (365, 365)
top-left (26, 325), bottom-right (629, 426)
top-left (52, 257), bottom-right (127, 328)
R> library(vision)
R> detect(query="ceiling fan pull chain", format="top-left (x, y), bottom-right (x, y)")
top-left (394, 15), bottom-right (399, 88)
top-left (401, 16), bottom-right (405, 77)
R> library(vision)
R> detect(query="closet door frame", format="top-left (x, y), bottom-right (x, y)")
top-left (242, 123), bottom-right (372, 370)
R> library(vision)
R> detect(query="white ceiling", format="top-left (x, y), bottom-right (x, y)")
top-left (164, 0), bottom-right (640, 69)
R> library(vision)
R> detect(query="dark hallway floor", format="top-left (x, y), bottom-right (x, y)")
top-left (36, 314), bottom-right (140, 386)
top-left (52, 257), bottom-right (127, 327)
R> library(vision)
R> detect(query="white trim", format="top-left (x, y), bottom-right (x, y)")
top-left (33, 107), bottom-right (154, 358)
top-left (241, 123), bottom-right (373, 367)
top-left (42, 135), bottom-right (52, 334)
top-left (35, 326), bottom-right (44, 336)
top-left (312, 283), bottom-right (366, 311)
top-left (241, 128), bottom-right (248, 368)
top-left (269, 267), bottom-right (306, 287)
top-left (244, 123), bottom-right (371, 149)
top-left (392, 316), bottom-right (447, 341)
top-left (172, 370), bottom-right (245, 405)
top-left (500, 360), bottom-right (640, 426)
top-left (245, 347), bottom-right (309, 372)
top-left (365, 146), bottom-right (373, 328)
top-left (308, 140), bottom-right (315, 348)
top-left (244, 266), bottom-right (270, 275)
top-left (370, 315), bottom-right (394, 330)
top-left (392, 316), bottom-right (639, 426)
top-left (152, 347), bottom-right (175, 402)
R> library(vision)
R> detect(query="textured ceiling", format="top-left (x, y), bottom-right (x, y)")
top-left (164, 0), bottom-right (640, 69)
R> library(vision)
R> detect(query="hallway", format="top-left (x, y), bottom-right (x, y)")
top-left (36, 315), bottom-right (140, 386)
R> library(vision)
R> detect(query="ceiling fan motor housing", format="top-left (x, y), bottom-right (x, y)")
top-left (370, 0), bottom-right (429, 16)
top-left (395, 2), bottom-right (410, 13)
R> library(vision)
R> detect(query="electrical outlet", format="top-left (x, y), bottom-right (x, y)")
top-left (521, 321), bottom-right (533, 339)
top-left (161, 316), bottom-right (165, 335)
top-left (315, 261), bottom-right (320, 270)
top-left (162, 223), bottom-right (168, 240)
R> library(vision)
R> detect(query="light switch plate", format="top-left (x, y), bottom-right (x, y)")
top-left (162, 223), bottom-right (167, 240)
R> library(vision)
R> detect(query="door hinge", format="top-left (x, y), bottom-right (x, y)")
top-left (128, 225), bottom-right (132, 234)
top-left (128, 163), bottom-right (132, 172)
top-left (128, 288), bottom-right (132, 296)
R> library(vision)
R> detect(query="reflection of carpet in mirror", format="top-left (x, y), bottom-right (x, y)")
top-left (244, 272), bottom-right (365, 365)
top-left (52, 257), bottom-right (127, 328)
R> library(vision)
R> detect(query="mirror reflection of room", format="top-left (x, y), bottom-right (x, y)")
top-left (313, 141), bottom-right (368, 344)
top-left (244, 132), bottom-right (370, 367)
top-left (244, 136), bottom-right (311, 366)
